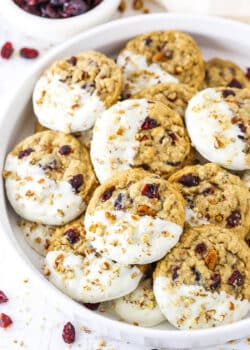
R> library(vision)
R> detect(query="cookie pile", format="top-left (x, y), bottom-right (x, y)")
top-left (3, 31), bottom-right (250, 330)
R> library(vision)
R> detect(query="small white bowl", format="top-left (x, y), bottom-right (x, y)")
top-left (0, 0), bottom-right (120, 43)
top-left (0, 13), bottom-right (250, 349)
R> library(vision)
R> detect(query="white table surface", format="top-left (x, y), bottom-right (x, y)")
top-left (0, 1), bottom-right (249, 349)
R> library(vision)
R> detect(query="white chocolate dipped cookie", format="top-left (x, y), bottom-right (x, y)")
top-left (154, 225), bottom-right (250, 329)
top-left (3, 131), bottom-right (96, 225)
top-left (85, 169), bottom-right (185, 265)
top-left (91, 99), bottom-right (192, 183)
top-left (185, 87), bottom-right (250, 171)
top-left (33, 51), bottom-right (122, 133)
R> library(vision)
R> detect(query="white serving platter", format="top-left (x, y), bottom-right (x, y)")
top-left (0, 13), bottom-right (250, 349)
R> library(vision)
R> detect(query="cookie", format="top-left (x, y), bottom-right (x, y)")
top-left (133, 83), bottom-right (197, 119)
top-left (3, 131), bottom-right (97, 225)
top-left (33, 51), bottom-right (122, 133)
top-left (204, 58), bottom-right (250, 89)
top-left (242, 171), bottom-right (250, 188)
top-left (185, 87), bottom-right (250, 170)
top-left (91, 99), bottom-right (193, 183)
top-left (154, 225), bottom-right (250, 329)
top-left (85, 169), bottom-right (185, 265)
top-left (169, 163), bottom-right (250, 235)
top-left (35, 120), bottom-right (93, 150)
top-left (19, 216), bottom-right (86, 256)
top-left (117, 30), bottom-right (204, 98)
top-left (45, 250), bottom-right (143, 303)
top-left (114, 278), bottom-right (165, 327)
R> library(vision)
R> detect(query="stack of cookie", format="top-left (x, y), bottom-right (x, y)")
top-left (3, 30), bottom-right (250, 330)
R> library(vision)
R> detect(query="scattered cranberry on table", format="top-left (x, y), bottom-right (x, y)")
top-left (62, 321), bottom-right (75, 344)
top-left (0, 313), bottom-right (13, 329)
top-left (0, 290), bottom-right (9, 304)
top-left (13, 0), bottom-right (103, 18)
top-left (1, 42), bottom-right (14, 59)
top-left (20, 47), bottom-right (39, 59)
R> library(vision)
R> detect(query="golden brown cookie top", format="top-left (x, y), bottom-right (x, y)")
top-left (154, 225), bottom-right (250, 300)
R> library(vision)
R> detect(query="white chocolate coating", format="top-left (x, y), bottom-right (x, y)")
top-left (91, 99), bottom-right (148, 183)
top-left (4, 155), bottom-right (85, 225)
top-left (185, 88), bottom-right (249, 170)
top-left (45, 251), bottom-right (143, 303)
top-left (154, 277), bottom-right (250, 329)
top-left (33, 73), bottom-right (105, 133)
top-left (85, 209), bottom-right (183, 265)
top-left (117, 50), bottom-right (178, 97)
top-left (114, 278), bottom-right (165, 327)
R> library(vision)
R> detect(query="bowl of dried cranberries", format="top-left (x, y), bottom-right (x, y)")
top-left (1, 0), bottom-right (120, 43)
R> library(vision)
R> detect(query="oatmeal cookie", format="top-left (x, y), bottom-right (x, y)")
top-left (185, 87), bottom-right (250, 170)
top-left (204, 58), bottom-right (249, 89)
top-left (85, 169), bottom-right (185, 265)
top-left (3, 131), bottom-right (97, 225)
top-left (117, 30), bottom-right (204, 97)
top-left (33, 51), bottom-right (122, 133)
top-left (154, 225), bottom-right (250, 329)
top-left (91, 99), bottom-right (193, 183)
top-left (169, 163), bottom-right (250, 235)
top-left (133, 82), bottom-right (196, 119)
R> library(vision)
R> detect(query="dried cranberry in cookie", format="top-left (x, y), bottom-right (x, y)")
top-left (91, 99), bottom-right (193, 183)
top-left (185, 87), bottom-right (250, 170)
top-left (153, 225), bottom-right (250, 329)
top-left (204, 58), bottom-right (250, 89)
top-left (33, 51), bottom-right (122, 133)
top-left (85, 169), bottom-right (185, 265)
top-left (117, 30), bottom-right (204, 98)
top-left (169, 163), bottom-right (250, 235)
top-left (114, 278), bottom-right (165, 327)
top-left (3, 131), bottom-right (96, 225)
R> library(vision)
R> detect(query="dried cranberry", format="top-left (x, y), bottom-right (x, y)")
top-left (202, 186), bottom-right (215, 195)
top-left (227, 78), bottom-right (242, 89)
top-left (100, 186), bottom-right (115, 202)
top-left (62, 322), bottom-right (75, 344)
top-left (44, 4), bottom-right (61, 18)
top-left (114, 193), bottom-right (124, 210)
top-left (141, 117), bottom-right (158, 130)
top-left (238, 123), bottom-right (247, 133)
top-left (172, 266), bottom-right (179, 281)
top-left (144, 37), bottom-right (152, 46)
top-left (68, 56), bottom-right (77, 65)
top-left (65, 229), bottom-right (79, 244)
top-left (0, 313), bottom-right (12, 328)
top-left (69, 174), bottom-right (83, 192)
top-left (18, 148), bottom-right (34, 159)
top-left (227, 270), bottom-right (243, 286)
top-left (1, 42), bottom-right (14, 59)
top-left (178, 174), bottom-right (200, 187)
top-left (167, 131), bottom-right (178, 144)
top-left (226, 210), bottom-right (241, 227)
top-left (141, 183), bottom-right (160, 199)
top-left (222, 89), bottom-right (235, 98)
top-left (20, 47), bottom-right (39, 59)
top-left (210, 273), bottom-right (221, 290)
top-left (62, 0), bottom-right (88, 17)
top-left (246, 68), bottom-right (250, 80)
top-left (195, 242), bottom-right (207, 254)
top-left (42, 159), bottom-right (58, 171)
top-left (0, 291), bottom-right (8, 304)
top-left (59, 145), bottom-right (71, 155)
top-left (84, 302), bottom-right (100, 310)
top-left (191, 266), bottom-right (201, 282)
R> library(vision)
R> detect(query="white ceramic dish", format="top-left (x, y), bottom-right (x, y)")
top-left (1, 14), bottom-right (250, 349)
top-left (0, 0), bottom-right (120, 43)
